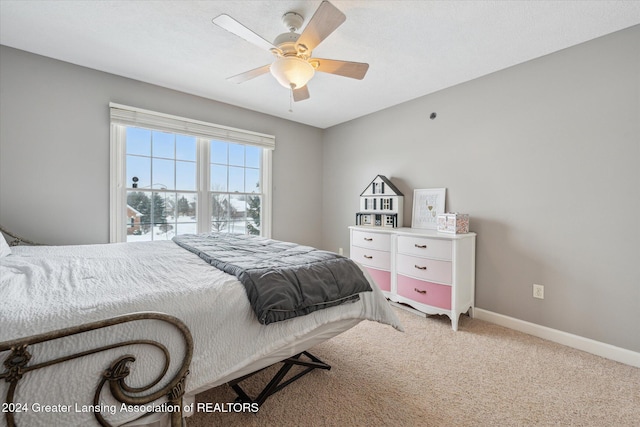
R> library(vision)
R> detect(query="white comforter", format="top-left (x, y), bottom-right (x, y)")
top-left (0, 240), bottom-right (401, 426)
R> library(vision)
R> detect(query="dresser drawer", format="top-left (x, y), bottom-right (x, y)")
top-left (364, 267), bottom-right (391, 292)
top-left (351, 230), bottom-right (391, 252)
top-left (396, 253), bottom-right (452, 284)
top-left (397, 274), bottom-right (451, 310)
top-left (350, 246), bottom-right (391, 270)
top-left (397, 236), bottom-right (452, 260)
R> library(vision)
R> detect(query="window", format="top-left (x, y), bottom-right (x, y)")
top-left (123, 128), bottom-right (198, 241)
top-left (210, 140), bottom-right (263, 234)
top-left (110, 104), bottom-right (274, 243)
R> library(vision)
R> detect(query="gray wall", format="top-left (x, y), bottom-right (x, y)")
top-left (0, 45), bottom-right (323, 247)
top-left (322, 26), bottom-right (640, 352)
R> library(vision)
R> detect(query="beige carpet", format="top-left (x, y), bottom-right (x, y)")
top-left (188, 307), bottom-right (640, 426)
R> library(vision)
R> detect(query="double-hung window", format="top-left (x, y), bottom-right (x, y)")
top-left (109, 104), bottom-right (274, 243)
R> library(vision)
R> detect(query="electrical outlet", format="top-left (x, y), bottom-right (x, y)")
top-left (338, 247), bottom-right (344, 256)
top-left (533, 284), bottom-right (544, 299)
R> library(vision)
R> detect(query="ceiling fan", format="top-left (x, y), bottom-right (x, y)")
top-left (212, 0), bottom-right (369, 102)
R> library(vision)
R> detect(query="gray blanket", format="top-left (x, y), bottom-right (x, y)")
top-left (172, 233), bottom-right (372, 324)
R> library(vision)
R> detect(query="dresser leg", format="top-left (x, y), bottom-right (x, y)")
top-left (451, 312), bottom-right (459, 331)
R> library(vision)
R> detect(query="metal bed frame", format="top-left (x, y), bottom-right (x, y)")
top-left (1, 312), bottom-right (193, 427)
top-left (229, 351), bottom-right (331, 407)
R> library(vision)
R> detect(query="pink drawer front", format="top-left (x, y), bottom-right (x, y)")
top-left (397, 274), bottom-right (451, 310)
top-left (365, 267), bottom-right (391, 292)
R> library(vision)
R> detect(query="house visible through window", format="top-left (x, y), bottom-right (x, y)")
top-left (124, 127), bottom-right (198, 241)
top-left (210, 140), bottom-right (262, 235)
top-left (110, 104), bottom-right (274, 243)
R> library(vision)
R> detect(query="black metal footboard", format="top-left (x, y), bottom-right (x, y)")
top-left (0, 312), bottom-right (193, 427)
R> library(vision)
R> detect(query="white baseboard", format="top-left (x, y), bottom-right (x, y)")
top-left (473, 308), bottom-right (640, 368)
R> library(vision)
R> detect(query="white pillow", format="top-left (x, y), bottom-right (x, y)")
top-left (0, 233), bottom-right (12, 257)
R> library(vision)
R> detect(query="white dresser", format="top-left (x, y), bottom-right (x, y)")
top-left (349, 226), bottom-right (476, 331)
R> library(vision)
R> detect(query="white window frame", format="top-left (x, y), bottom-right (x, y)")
top-left (109, 103), bottom-right (274, 243)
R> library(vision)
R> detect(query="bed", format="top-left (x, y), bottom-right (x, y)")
top-left (0, 233), bottom-right (402, 426)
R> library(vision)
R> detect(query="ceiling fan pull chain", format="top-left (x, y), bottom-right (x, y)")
top-left (289, 89), bottom-right (293, 113)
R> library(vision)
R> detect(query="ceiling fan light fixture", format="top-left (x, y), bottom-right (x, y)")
top-left (270, 57), bottom-right (315, 89)
top-left (213, 1), bottom-right (367, 102)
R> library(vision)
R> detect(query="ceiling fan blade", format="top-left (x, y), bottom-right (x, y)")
top-left (311, 58), bottom-right (369, 80)
top-left (227, 64), bottom-right (271, 84)
top-left (212, 14), bottom-right (278, 53)
top-left (292, 85), bottom-right (310, 102)
top-left (296, 1), bottom-right (346, 53)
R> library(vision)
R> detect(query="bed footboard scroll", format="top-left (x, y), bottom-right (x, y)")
top-left (1, 312), bottom-right (193, 427)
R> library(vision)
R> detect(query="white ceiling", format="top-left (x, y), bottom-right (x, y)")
top-left (1, 1), bottom-right (639, 129)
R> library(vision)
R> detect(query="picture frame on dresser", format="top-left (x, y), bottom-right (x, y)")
top-left (411, 188), bottom-right (446, 230)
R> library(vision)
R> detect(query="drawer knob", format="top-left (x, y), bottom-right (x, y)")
top-left (415, 244), bottom-right (427, 249)
top-left (414, 288), bottom-right (427, 295)
top-left (364, 255), bottom-right (373, 259)
top-left (364, 237), bottom-right (373, 241)
top-left (414, 265), bottom-right (427, 270)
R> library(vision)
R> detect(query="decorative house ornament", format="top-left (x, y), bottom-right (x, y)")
top-left (437, 213), bottom-right (470, 234)
top-left (356, 175), bottom-right (404, 228)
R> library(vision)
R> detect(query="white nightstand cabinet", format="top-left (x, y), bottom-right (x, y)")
top-left (349, 226), bottom-right (476, 331)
